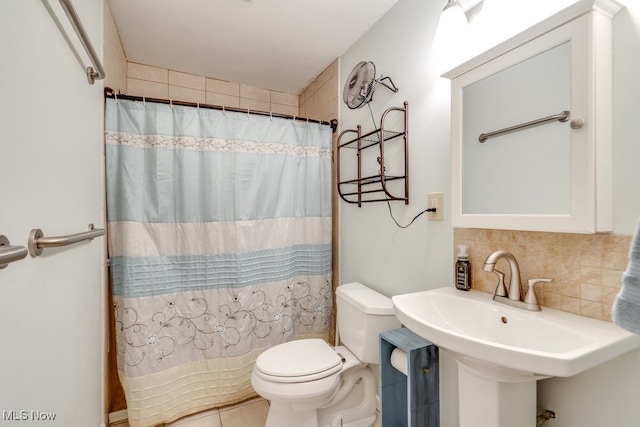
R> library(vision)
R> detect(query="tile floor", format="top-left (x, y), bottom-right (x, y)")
top-left (165, 397), bottom-right (269, 427)
top-left (115, 397), bottom-right (381, 427)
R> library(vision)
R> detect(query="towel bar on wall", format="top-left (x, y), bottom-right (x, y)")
top-left (478, 110), bottom-right (576, 143)
top-left (57, 0), bottom-right (105, 84)
top-left (0, 236), bottom-right (28, 269)
top-left (28, 224), bottom-right (105, 257)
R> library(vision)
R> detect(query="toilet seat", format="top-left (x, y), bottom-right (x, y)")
top-left (255, 339), bottom-right (343, 383)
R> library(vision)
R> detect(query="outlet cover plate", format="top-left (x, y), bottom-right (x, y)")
top-left (428, 192), bottom-right (444, 221)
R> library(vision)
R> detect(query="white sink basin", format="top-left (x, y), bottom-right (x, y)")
top-left (392, 287), bottom-right (640, 378)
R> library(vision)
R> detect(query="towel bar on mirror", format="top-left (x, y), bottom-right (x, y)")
top-left (478, 110), bottom-right (578, 143)
top-left (0, 235), bottom-right (28, 269)
top-left (28, 224), bottom-right (105, 257)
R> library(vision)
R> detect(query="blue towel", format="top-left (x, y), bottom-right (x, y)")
top-left (613, 221), bottom-right (640, 335)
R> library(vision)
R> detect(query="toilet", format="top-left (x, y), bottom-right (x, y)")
top-left (251, 282), bottom-right (401, 427)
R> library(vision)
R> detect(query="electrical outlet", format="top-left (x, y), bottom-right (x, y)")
top-left (427, 192), bottom-right (443, 221)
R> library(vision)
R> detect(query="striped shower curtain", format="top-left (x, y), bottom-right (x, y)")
top-left (105, 98), bottom-right (333, 427)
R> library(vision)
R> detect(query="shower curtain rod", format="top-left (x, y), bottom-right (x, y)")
top-left (104, 88), bottom-right (338, 133)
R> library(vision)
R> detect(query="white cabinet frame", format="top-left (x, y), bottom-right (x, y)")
top-left (443, 0), bottom-right (622, 233)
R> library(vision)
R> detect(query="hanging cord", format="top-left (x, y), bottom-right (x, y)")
top-left (386, 198), bottom-right (436, 228)
top-left (367, 102), bottom-right (377, 129)
top-left (367, 103), bottom-right (436, 228)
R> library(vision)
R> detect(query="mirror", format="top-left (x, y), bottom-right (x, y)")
top-left (462, 42), bottom-right (570, 215)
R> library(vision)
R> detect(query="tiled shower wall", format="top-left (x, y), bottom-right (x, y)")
top-left (300, 59), bottom-right (340, 344)
top-left (103, 3), bottom-right (127, 94)
top-left (125, 62), bottom-right (299, 116)
top-left (454, 228), bottom-right (632, 321)
top-left (299, 59), bottom-right (339, 123)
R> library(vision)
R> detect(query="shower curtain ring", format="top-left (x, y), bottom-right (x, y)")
top-left (143, 96), bottom-right (146, 106)
top-left (170, 99), bottom-right (173, 109)
top-left (114, 93), bottom-right (118, 103)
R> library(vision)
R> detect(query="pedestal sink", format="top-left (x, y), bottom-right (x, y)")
top-left (392, 287), bottom-right (640, 427)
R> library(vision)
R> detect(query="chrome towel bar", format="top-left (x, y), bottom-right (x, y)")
top-left (478, 110), bottom-right (578, 143)
top-left (57, 0), bottom-right (105, 84)
top-left (28, 224), bottom-right (105, 257)
top-left (0, 236), bottom-right (28, 269)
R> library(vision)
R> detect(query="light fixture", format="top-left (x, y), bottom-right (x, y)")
top-left (431, 0), bottom-right (470, 54)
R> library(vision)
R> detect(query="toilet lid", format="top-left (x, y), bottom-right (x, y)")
top-left (255, 339), bottom-right (343, 382)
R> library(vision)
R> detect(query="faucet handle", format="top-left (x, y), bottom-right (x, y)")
top-left (523, 278), bottom-right (553, 308)
top-left (493, 270), bottom-right (508, 297)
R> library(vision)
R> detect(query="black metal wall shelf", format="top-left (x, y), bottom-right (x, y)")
top-left (337, 102), bottom-right (409, 207)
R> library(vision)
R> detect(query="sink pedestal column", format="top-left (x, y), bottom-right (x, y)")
top-left (456, 356), bottom-right (546, 427)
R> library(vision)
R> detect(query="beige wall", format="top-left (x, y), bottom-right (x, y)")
top-left (125, 62), bottom-right (299, 116)
top-left (103, 3), bottom-right (127, 94)
top-left (300, 59), bottom-right (340, 343)
top-left (299, 59), bottom-right (339, 123)
top-left (454, 228), bottom-right (631, 321)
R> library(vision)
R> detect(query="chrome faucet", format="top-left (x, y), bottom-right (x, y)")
top-left (483, 250), bottom-right (552, 311)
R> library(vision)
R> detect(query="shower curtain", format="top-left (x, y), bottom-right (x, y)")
top-left (105, 98), bottom-right (333, 427)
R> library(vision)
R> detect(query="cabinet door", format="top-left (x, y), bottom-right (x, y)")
top-left (447, 10), bottom-right (613, 233)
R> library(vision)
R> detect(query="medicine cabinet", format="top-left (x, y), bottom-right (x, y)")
top-left (443, 0), bottom-right (622, 233)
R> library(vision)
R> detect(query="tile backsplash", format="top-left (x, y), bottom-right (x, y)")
top-left (454, 228), bottom-right (632, 321)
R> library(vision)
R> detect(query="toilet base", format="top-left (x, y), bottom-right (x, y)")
top-left (340, 415), bottom-right (377, 427)
top-left (265, 404), bottom-right (375, 427)
top-left (266, 401), bottom-right (319, 427)
top-left (265, 403), bottom-right (377, 427)
top-left (264, 365), bottom-right (377, 427)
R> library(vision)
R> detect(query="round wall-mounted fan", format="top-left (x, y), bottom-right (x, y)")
top-left (343, 61), bottom-right (398, 109)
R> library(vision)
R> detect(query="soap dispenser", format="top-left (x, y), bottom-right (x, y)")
top-left (455, 245), bottom-right (471, 291)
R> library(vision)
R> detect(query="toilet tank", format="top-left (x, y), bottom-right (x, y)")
top-left (336, 282), bottom-right (401, 364)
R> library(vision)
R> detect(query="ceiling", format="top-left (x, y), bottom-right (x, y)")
top-left (107, 0), bottom-right (399, 95)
